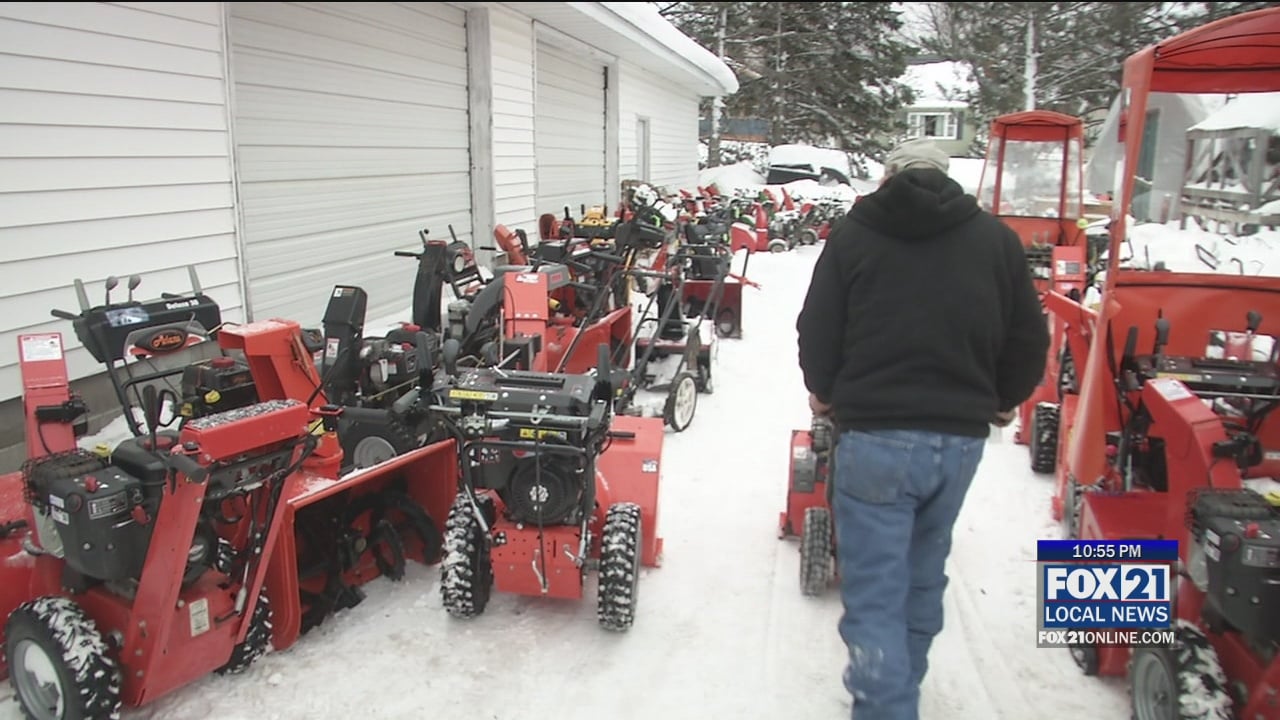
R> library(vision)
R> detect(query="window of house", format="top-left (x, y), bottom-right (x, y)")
top-left (907, 112), bottom-right (959, 141)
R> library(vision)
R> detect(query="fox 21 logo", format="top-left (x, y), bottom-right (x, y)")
top-left (1044, 564), bottom-right (1171, 602)
top-left (1041, 563), bottom-right (1172, 629)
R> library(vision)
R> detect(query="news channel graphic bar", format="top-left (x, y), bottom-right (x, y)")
top-left (1036, 539), bottom-right (1178, 562)
top-left (1036, 628), bottom-right (1176, 650)
top-left (1036, 539), bottom-right (1176, 649)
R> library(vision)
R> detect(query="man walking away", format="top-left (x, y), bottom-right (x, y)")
top-left (795, 138), bottom-right (1049, 720)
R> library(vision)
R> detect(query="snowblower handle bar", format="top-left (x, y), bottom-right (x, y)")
top-left (167, 451), bottom-right (209, 484)
top-left (428, 405), bottom-right (595, 428)
top-left (463, 438), bottom-right (590, 458)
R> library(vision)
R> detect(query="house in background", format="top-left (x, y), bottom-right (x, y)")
top-left (0, 1), bottom-right (737, 468)
top-left (896, 60), bottom-right (981, 157)
top-left (1085, 91), bottom-right (1223, 222)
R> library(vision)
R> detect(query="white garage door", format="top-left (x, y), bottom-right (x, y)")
top-left (535, 41), bottom-right (607, 220)
top-left (229, 2), bottom-right (471, 325)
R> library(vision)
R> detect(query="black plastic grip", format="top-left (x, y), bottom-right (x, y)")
top-left (168, 452), bottom-right (208, 484)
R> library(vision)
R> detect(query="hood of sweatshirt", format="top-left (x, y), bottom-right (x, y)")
top-left (848, 167), bottom-right (981, 240)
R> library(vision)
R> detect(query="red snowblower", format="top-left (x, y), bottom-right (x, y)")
top-left (777, 415), bottom-right (837, 596)
top-left (972, 110), bottom-right (1094, 469)
top-left (1042, 8), bottom-right (1280, 718)
top-left (1, 271), bottom-right (457, 718)
top-left (428, 340), bottom-right (664, 631)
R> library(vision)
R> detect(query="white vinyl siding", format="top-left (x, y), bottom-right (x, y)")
top-left (228, 2), bottom-right (471, 326)
top-left (535, 40), bottom-right (607, 219)
top-left (0, 1), bottom-right (240, 401)
top-left (618, 60), bottom-right (699, 191)
top-left (491, 7), bottom-right (537, 236)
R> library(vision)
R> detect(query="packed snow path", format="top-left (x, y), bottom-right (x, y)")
top-left (1, 247), bottom-right (1132, 719)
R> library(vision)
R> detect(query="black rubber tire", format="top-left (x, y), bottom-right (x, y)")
top-left (4, 597), bottom-right (121, 720)
top-left (440, 492), bottom-right (492, 619)
top-left (811, 417), bottom-right (833, 455)
top-left (340, 415), bottom-right (420, 473)
top-left (1030, 403), bottom-right (1060, 474)
top-left (799, 506), bottom-right (834, 596)
top-left (1064, 477), bottom-right (1084, 540)
top-left (1058, 345), bottom-right (1077, 399)
top-left (663, 372), bottom-right (698, 432)
top-left (216, 592), bottom-right (273, 675)
top-left (768, 240), bottom-right (787, 253)
top-left (1129, 621), bottom-right (1233, 720)
top-left (799, 228), bottom-right (819, 245)
top-left (1070, 643), bottom-right (1100, 676)
top-left (598, 503), bottom-right (643, 632)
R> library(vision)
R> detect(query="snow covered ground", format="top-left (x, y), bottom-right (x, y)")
top-left (2, 245), bottom-right (1146, 720)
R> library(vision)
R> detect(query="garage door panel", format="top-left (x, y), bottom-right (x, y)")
top-left (535, 41), bottom-right (605, 219)
top-left (232, 50), bottom-right (467, 106)
top-left (233, 2), bottom-right (464, 56)
top-left (240, 178), bottom-right (472, 242)
top-left (234, 118), bottom-right (469, 149)
top-left (231, 18), bottom-right (465, 81)
top-left (231, 2), bottom-right (471, 323)
top-left (235, 147), bottom-right (470, 183)
top-left (235, 86), bottom-right (468, 128)
top-left (244, 211), bottom-right (471, 280)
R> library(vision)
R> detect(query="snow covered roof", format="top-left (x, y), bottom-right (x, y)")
top-left (1189, 91), bottom-right (1280, 133)
top-left (900, 61), bottom-right (974, 109)
top-left (519, 3), bottom-right (738, 97)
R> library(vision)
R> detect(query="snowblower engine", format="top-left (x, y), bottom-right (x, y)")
top-left (21, 450), bottom-right (154, 584)
top-left (20, 397), bottom-right (303, 592)
top-left (1188, 489), bottom-right (1280, 650)
top-left (19, 443), bottom-right (254, 591)
top-left (434, 364), bottom-right (610, 527)
top-left (180, 356), bottom-right (257, 418)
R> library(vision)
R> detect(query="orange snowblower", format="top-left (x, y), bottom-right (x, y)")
top-left (1042, 8), bottom-right (1280, 718)
top-left (778, 415), bottom-right (837, 596)
top-left (1, 272), bottom-right (457, 718)
top-left (975, 110), bottom-right (1094, 468)
top-left (429, 341), bottom-right (665, 631)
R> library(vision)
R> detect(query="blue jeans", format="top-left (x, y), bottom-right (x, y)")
top-left (832, 429), bottom-right (985, 720)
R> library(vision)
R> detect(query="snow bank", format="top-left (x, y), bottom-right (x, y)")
top-left (699, 161), bottom-right (766, 191)
top-left (1113, 219), bottom-right (1280, 276)
top-left (1189, 91), bottom-right (1280, 133)
top-left (603, 2), bottom-right (739, 94)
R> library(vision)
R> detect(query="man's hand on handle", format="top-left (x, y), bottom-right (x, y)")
top-left (993, 409), bottom-right (1017, 427)
top-left (809, 393), bottom-right (832, 417)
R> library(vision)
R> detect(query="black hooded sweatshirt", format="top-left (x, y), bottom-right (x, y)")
top-left (796, 167), bottom-right (1050, 438)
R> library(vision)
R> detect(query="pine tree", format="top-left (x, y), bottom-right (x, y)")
top-left (660, 2), bottom-right (917, 165)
